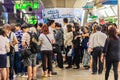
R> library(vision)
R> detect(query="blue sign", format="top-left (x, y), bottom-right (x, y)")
top-left (102, 0), bottom-right (118, 5)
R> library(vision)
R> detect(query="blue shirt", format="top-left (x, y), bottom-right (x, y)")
top-left (15, 30), bottom-right (23, 51)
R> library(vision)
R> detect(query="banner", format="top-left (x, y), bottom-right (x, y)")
top-left (42, 8), bottom-right (84, 20)
top-left (102, 0), bottom-right (118, 5)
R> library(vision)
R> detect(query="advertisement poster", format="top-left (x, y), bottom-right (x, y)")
top-left (42, 8), bottom-right (84, 24)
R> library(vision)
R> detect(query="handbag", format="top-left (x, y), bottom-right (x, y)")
top-left (21, 42), bottom-right (32, 59)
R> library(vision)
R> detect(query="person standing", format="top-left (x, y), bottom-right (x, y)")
top-left (3, 24), bottom-right (18, 80)
top-left (14, 23), bottom-right (23, 76)
top-left (54, 23), bottom-right (64, 69)
top-left (39, 24), bottom-right (53, 77)
top-left (0, 28), bottom-right (10, 80)
top-left (89, 26), bottom-right (107, 74)
top-left (64, 24), bottom-right (73, 69)
top-left (82, 27), bottom-right (90, 69)
top-left (101, 26), bottom-right (120, 80)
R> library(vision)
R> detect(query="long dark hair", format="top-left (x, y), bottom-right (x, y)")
top-left (108, 26), bottom-right (118, 40)
top-left (67, 24), bottom-right (72, 32)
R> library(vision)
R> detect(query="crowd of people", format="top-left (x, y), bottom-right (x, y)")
top-left (0, 18), bottom-right (120, 80)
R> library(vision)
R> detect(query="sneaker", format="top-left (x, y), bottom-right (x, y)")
top-left (42, 74), bottom-right (47, 77)
top-left (48, 74), bottom-right (52, 77)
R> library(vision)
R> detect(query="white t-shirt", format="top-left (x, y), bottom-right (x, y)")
top-left (0, 36), bottom-right (9, 54)
top-left (39, 33), bottom-right (53, 51)
top-left (49, 27), bottom-right (55, 41)
top-left (7, 32), bottom-right (18, 51)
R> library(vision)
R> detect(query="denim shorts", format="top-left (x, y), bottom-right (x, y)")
top-left (23, 54), bottom-right (37, 67)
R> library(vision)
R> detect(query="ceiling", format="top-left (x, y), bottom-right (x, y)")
top-left (41, 0), bottom-right (87, 8)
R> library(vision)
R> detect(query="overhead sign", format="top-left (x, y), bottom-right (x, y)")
top-left (102, 0), bottom-right (118, 5)
top-left (15, 2), bottom-right (39, 10)
top-left (42, 8), bottom-right (84, 19)
top-left (83, 1), bottom-right (94, 9)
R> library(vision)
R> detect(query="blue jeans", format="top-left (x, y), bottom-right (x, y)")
top-left (8, 54), bottom-right (14, 80)
top-left (14, 52), bottom-right (22, 74)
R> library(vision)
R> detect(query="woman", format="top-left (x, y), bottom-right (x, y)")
top-left (39, 24), bottom-right (53, 77)
top-left (101, 26), bottom-right (120, 80)
top-left (72, 25), bottom-right (81, 69)
top-left (64, 24), bottom-right (73, 69)
top-left (3, 24), bottom-right (18, 80)
top-left (82, 27), bottom-right (90, 69)
top-left (0, 28), bottom-right (10, 80)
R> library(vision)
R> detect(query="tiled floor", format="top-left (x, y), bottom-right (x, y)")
top-left (15, 66), bottom-right (120, 80)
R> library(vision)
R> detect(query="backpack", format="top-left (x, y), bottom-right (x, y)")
top-left (28, 32), bottom-right (39, 53)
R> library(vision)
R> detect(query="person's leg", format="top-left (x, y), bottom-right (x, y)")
top-left (92, 49), bottom-right (98, 74)
top-left (1, 68), bottom-right (7, 80)
top-left (41, 51), bottom-right (47, 76)
top-left (6, 68), bottom-right (9, 80)
top-left (98, 54), bottom-right (103, 74)
top-left (57, 46), bottom-right (63, 68)
top-left (105, 59), bottom-right (112, 80)
top-left (27, 66), bottom-right (32, 80)
top-left (47, 51), bottom-right (52, 76)
top-left (14, 52), bottom-right (22, 75)
top-left (9, 54), bottom-right (14, 80)
top-left (32, 54), bottom-right (37, 79)
top-left (113, 62), bottom-right (119, 80)
top-left (74, 48), bottom-right (80, 69)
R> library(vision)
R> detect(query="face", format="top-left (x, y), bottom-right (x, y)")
top-left (84, 28), bottom-right (88, 33)
top-left (51, 22), bottom-right (55, 28)
top-left (15, 26), bottom-right (20, 31)
top-left (37, 26), bottom-right (42, 31)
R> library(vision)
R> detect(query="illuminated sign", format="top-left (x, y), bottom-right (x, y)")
top-left (15, 2), bottom-right (39, 10)
top-left (28, 16), bottom-right (37, 25)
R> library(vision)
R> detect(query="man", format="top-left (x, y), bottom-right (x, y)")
top-left (89, 26), bottom-right (107, 74)
top-left (47, 20), bottom-right (57, 75)
top-left (54, 23), bottom-right (64, 69)
top-left (63, 18), bottom-right (68, 39)
top-left (14, 23), bottom-right (23, 76)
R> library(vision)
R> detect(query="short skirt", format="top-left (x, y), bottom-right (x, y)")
top-left (0, 54), bottom-right (7, 68)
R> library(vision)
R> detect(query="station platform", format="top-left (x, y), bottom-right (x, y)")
top-left (14, 65), bottom-right (120, 80)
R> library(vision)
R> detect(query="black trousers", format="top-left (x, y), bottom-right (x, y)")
top-left (92, 47), bottom-right (103, 73)
top-left (56, 46), bottom-right (63, 68)
top-left (66, 46), bottom-right (72, 67)
top-left (41, 51), bottom-right (52, 72)
top-left (73, 48), bottom-right (80, 68)
top-left (105, 59), bottom-right (119, 80)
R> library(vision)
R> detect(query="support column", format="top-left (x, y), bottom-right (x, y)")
top-left (118, 0), bottom-right (120, 71)
top-left (82, 10), bottom-right (89, 26)
top-left (118, 0), bottom-right (120, 29)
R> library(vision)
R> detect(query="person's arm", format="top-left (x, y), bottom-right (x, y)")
top-left (101, 38), bottom-right (109, 62)
top-left (82, 33), bottom-right (89, 38)
top-left (12, 33), bottom-right (18, 46)
top-left (6, 42), bottom-right (10, 53)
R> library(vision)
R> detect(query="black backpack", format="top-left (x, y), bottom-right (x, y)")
top-left (28, 32), bottom-right (39, 53)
